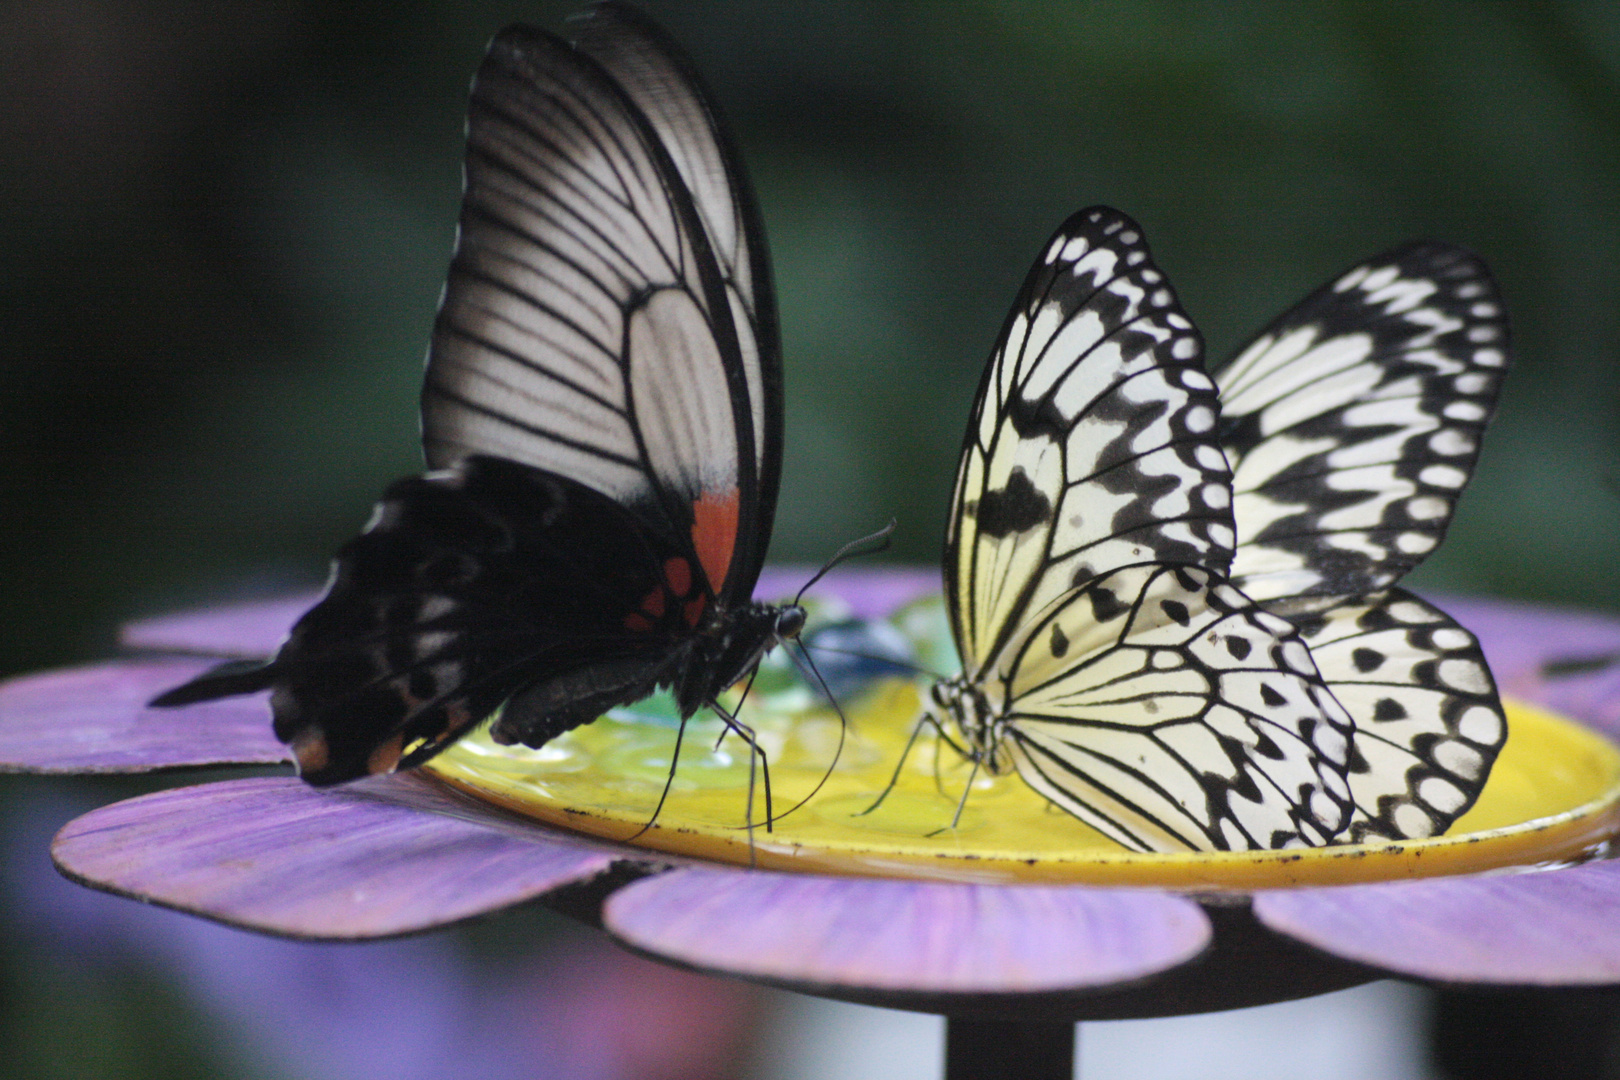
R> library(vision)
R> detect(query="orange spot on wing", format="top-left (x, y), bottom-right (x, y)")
top-left (290, 730), bottom-right (330, 776)
top-left (663, 556), bottom-right (692, 598)
top-left (684, 595), bottom-right (707, 627)
top-left (690, 488), bottom-right (740, 595)
top-left (367, 733), bottom-right (405, 776)
top-left (625, 612), bottom-right (654, 633)
top-left (640, 587), bottom-right (666, 618)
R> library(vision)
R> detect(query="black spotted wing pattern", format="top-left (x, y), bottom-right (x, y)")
top-left (1217, 243), bottom-right (1507, 602)
top-left (1215, 244), bottom-right (1510, 841)
top-left (948, 206), bottom-right (1236, 668)
top-left (933, 207), bottom-right (1354, 853)
top-left (997, 566), bottom-right (1354, 851)
top-left (1275, 589), bottom-right (1506, 841)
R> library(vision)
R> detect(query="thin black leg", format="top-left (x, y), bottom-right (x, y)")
top-left (944, 1017), bottom-right (1075, 1080)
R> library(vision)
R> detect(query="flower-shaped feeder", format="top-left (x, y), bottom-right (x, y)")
top-left (7, 568), bottom-right (1620, 1079)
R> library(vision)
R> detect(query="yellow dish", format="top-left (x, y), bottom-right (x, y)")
top-left (427, 673), bottom-right (1620, 890)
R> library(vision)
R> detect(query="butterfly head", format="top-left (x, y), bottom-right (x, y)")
top-left (670, 600), bottom-right (807, 717)
top-left (773, 603), bottom-right (807, 642)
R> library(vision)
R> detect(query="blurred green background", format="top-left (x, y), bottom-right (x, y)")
top-left (2, 2), bottom-right (1618, 1077)
top-left (4, 0), bottom-right (1619, 682)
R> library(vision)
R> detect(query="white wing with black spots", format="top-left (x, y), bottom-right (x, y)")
top-left (948, 206), bottom-right (1236, 671)
top-left (985, 565), bottom-right (1355, 852)
top-left (1275, 589), bottom-right (1507, 842)
top-left (1216, 243), bottom-right (1507, 602)
top-left (932, 207), bottom-right (1355, 853)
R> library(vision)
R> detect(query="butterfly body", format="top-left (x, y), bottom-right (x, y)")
top-left (154, 3), bottom-right (801, 787)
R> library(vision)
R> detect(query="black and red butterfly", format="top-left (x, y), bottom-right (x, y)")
top-left (153, 2), bottom-right (805, 786)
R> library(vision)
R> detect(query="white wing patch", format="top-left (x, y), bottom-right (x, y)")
top-left (1274, 590), bottom-right (1506, 841)
top-left (573, 4), bottom-right (779, 507)
top-left (1217, 243), bottom-right (1507, 601)
top-left (629, 288), bottom-right (738, 496)
top-left (422, 24), bottom-right (753, 520)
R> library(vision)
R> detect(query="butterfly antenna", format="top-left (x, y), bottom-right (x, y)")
top-left (760, 639), bottom-right (850, 828)
top-left (626, 712), bottom-right (692, 844)
top-left (792, 520), bottom-right (896, 606)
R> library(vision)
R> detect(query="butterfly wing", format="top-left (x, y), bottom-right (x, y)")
top-left (941, 207), bottom-right (1353, 851)
top-left (994, 566), bottom-right (1353, 850)
top-left (1216, 242), bottom-right (1507, 603)
top-left (168, 457), bottom-right (715, 784)
top-left (423, 15), bottom-right (776, 602)
top-left (1216, 244), bottom-right (1510, 839)
top-left (946, 206), bottom-right (1236, 672)
top-left (1275, 589), bottom-right (1506, 842)
top-left (572, 1), bottom-right (783, 555)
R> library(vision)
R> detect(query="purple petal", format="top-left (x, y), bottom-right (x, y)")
top-left (754, 565), bottom-right (938, 620)
top-left (0, 659), bottom-right (287, 772)
top-left (9, 787), bottom-right (758, 1080)
top-left (1254, 861), bottom-right (1620, 985)
top-left (121, 593), bottom-right (320, 656)
top-left (52, 774), bottom-right (617, 939)
top-left (1438, 595), bottom-right (1620, 739)
top-left (604, 868), bottom-right (1209, 995)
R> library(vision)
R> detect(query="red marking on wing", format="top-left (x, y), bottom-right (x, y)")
top-left (664, 556), bottom-right (692, 598)
top-left (640, 587), bottom-right (667, 618)
top-left (625, 612), bottom-right (654, 633)
top-left (690, 488), bottom-right (740, 595)
top-left (684, 595), bottom-right (707, 627)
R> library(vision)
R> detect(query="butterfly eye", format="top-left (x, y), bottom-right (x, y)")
top-left (776, 605), bottom-right (807, 640)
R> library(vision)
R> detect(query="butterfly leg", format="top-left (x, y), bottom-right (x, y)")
top-left (625, 711), bottom-right (693, 843)
top-left (708, 698), bottom-right (775, 842)
top-left (855, 711), bottom-right (951, 816)
top-left (927, 755), bottom-right (982, 838)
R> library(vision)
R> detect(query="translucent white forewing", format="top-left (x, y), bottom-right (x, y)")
top-left (1274, 589), bottom-right (1507, 841)
top-left (423, 20), bottom-right (768, 592)
top-left (995, 565), bottom-right (1354, 851)
top-left (948, 207), bottom-right (1236, 671)
top-left (573, 3), bottom-right (782, 535)
top-left (1216, 243), bottom-right (1507, 602)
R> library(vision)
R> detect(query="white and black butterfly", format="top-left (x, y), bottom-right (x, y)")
top-left (926, 211), bottom-right (1508, 852)
top-left (928, 207), bottom-right (1358, 853)
top-left (1217, 242), bottom-right (1509, 842)
top-left (153, 3), bottom-right (805, 786)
